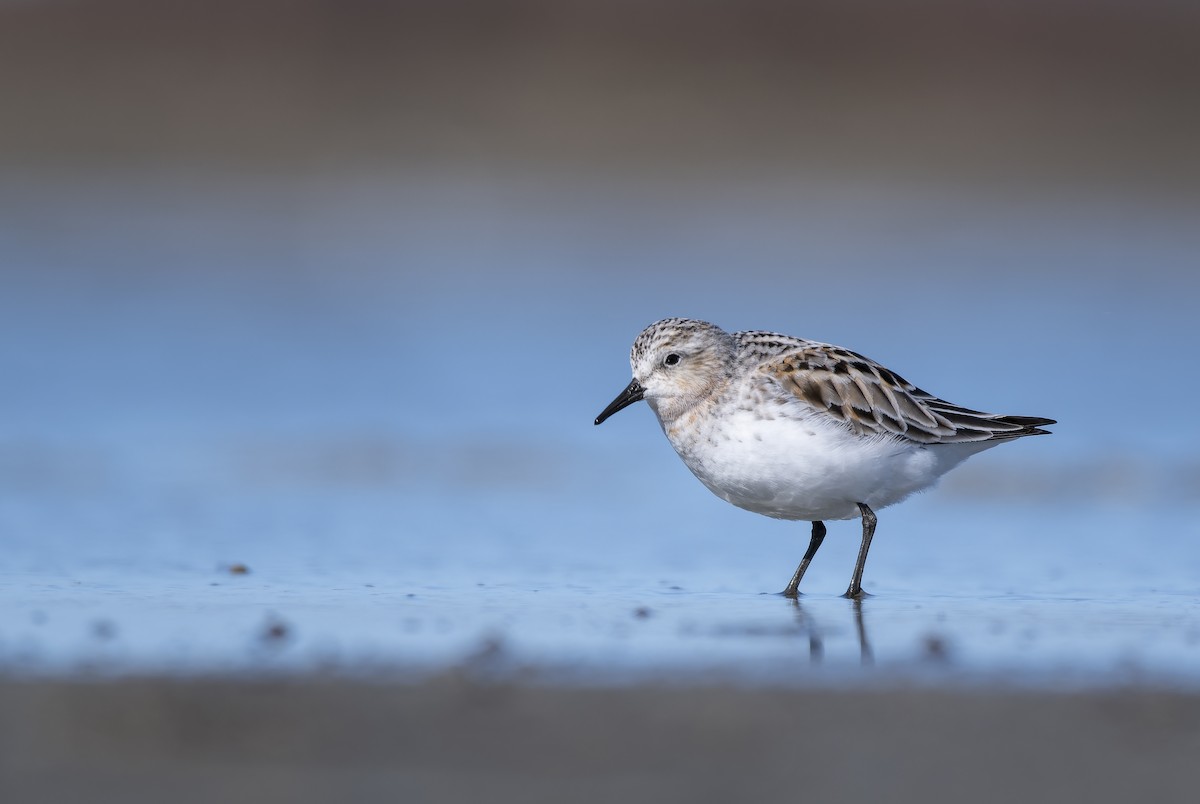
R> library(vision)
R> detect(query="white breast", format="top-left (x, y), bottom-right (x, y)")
top-left (661, 402), bottom-right (994, 521)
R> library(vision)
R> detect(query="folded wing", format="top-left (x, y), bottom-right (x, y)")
top-left (765, 345), bottom-right (1055, 444)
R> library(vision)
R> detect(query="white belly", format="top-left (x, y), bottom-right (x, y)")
top-left (663, 406), bottom-right (993, 521)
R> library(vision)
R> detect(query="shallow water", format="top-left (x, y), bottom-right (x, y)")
top-left (1, 173), bottom-right (1198, 685)
top-left (4, 499), bottom-right (1198, 686)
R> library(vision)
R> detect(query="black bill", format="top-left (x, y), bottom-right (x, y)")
top-left (594, 379), bottom-right (645, 425)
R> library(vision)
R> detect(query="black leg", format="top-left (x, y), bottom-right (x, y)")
top-left (842, 503), bottom-right (876, 599)
top-left (782, 520), bottom-right (826, 597)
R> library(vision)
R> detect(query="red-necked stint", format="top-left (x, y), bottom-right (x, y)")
top-left (595, 318), bottom-right (1055, 598)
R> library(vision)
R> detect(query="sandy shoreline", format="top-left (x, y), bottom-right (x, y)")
top-left (3, 676), bottom-right (1199, 803)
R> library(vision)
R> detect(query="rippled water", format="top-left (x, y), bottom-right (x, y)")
top-left (1, 173), bottom-right (1198, 685)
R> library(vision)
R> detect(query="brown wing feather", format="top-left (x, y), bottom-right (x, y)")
top-left (765, 345), bottom-right (1054, 444)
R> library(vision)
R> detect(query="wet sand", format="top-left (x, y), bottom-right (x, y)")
top-left (3, 676), bottom-right (1199, 803)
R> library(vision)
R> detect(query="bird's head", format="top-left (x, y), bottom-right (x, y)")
top-left (595, 318), bottom-right (735, 425)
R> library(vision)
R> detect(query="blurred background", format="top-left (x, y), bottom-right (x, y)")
top-left (1, 0), bottom-right (1199, 676)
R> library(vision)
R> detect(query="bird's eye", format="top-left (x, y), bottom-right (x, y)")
top-left (664, 353), bottom-right (681, 366)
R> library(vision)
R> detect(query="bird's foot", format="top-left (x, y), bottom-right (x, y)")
top-left (841, 587), bottom-right (872, 600)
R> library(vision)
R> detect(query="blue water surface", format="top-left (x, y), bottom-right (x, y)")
top-left (1, 172), bottom-right (1198, 685)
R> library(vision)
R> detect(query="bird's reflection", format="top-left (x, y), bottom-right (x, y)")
top-left (787, 597), bottom-right (874, 665)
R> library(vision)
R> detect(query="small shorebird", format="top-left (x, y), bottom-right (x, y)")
top-left (594, 318), bottom-right (1054, 598)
